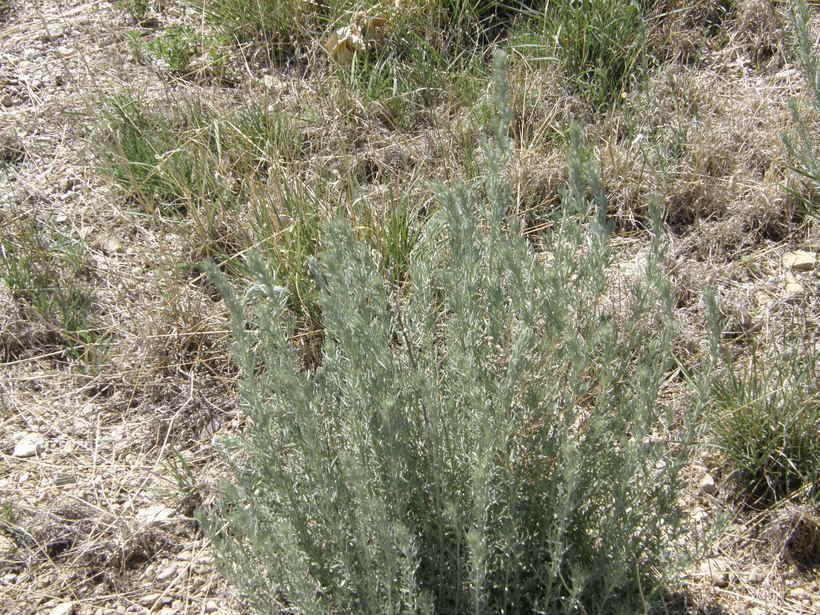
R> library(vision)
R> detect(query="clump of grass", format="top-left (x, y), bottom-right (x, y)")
top-left (125, 22), bottom-right (232, 81)
top-left (101, 91), bottom-right (192, 210)
top-left (101, 92), bottom-right (306, 212)
top-left (188, 0), bottom-right (316, 60)
top-left (249, 172), bottom-right (326, 365)
top-left (232, 102), bottom-right (308, 169)
top-left (147, 25), bottom-right (199, 73)
top-left (0, 219), bottom-right (96, 358)
top-left (511, 0), bottom-right (649, 108)
top-left (353, 192), bottom-right (422, 286)
top-left (115, 0), bottom-right (150, 23)
top-left (709, 343), bottom-right (818, 508)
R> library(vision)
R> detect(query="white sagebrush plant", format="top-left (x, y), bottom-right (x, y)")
top-left (203, 52), bottom-right (698, 615)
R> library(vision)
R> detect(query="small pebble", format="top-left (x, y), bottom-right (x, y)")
top-left (51, 603), bottom-right (75, 615)
top-left (13, 433), bottom-right (45, 458)
top-left (698, 473), bottom-right (717, 496)
top-left (156, 563), bottom-right (177, 582)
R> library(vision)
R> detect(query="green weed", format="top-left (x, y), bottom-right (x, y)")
top-left (116, 0), bottom-right (150, 23)
top-left (249, 171), bottom-right (326, 361)
top-left (148, 26), bottom-right (199, 73)
top-left (353, 190), bottom-right (422, 286)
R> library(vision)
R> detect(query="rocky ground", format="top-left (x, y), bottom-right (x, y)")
top-left (1, 1), bottom-right (817, 614)
top-left (1, 2), bottom-right (244, 613)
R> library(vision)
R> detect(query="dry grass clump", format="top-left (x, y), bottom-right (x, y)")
top-left (599, 59), bottom-right (812, 259)
top-left (732, 0), bottom-right (792, 69)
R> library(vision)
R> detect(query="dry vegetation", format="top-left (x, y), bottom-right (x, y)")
top-left (0, 1), bottom-right (817, 614)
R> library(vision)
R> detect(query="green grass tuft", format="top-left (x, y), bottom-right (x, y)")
top-left (0, 221), bottom-right (96, 358)
top-left (710, 344), bottom-right (818, 508)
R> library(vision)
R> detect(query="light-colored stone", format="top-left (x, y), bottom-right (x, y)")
top-left (156, 563), bottom-right (177, 582)
top-left (102, 237), bottom-right (122, 254)
top-left (137, 504), bottom-right (174, 526)
top-left (784, 277), bottom-right (804, 298)
top-left (13, 433), bottom-right (45, 458)
top-left (783, 250), bottom-right (816, 272)
top-left (51, 603), bottom-right (75, 615)
top-left (699, 473), bottom-right (717, 496)
top-left (204, 600), bottom-right (219, 613)
top-left (140, 593), bottom-right (170, 606)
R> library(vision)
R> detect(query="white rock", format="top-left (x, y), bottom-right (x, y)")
top-left (783, 250), bottom-right (816, 272)
top-left (137, 504), bottom-right (175, 525)
top-left (13, 433), bottom-right (45, 458)
top-left (156, 563), bottom-right (177, 582)
top-left (784, 272), bottom-right (804, 298)
top-left (51, 603), bottom-right (75, 615)
top-left (693, 507), bottom-right (708, 523)
top-left (699, 473), bottom-right (717, 496)
top-left (204, 600), bottom-right (219, 613)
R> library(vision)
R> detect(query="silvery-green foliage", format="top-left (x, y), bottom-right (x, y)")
top-left (781, 0), bottom-right (818, 222)
top-left (204, 52), bottom-right (694, 615)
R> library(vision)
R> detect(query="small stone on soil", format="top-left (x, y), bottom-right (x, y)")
top-left (783, 250), bottom-right (816, 272)
top-left (698, 473), bottom-right (717, 496)
top-left (50, 603), bottom-right (75, 615)
top-left (136, 504), bottom-right (174, 525)
top-left (156, 563), bottom-right (177, 582)
top-left (13, 433), bottom-right (45, 458)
